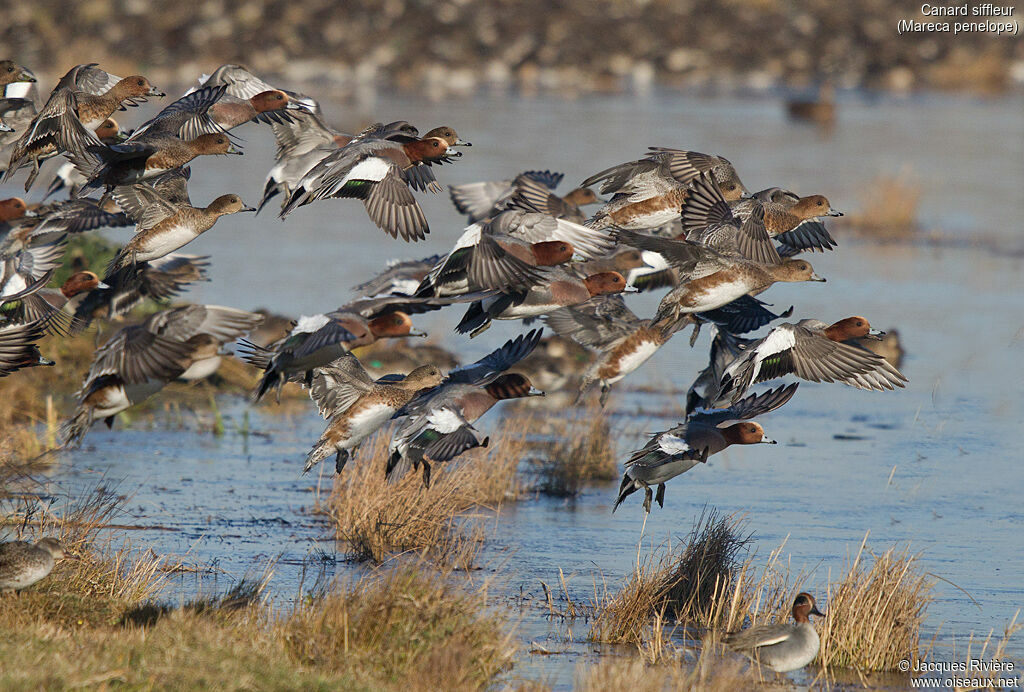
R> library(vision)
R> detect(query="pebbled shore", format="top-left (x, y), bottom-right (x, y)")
top-left (1, 0), bottom-right (1021, 98)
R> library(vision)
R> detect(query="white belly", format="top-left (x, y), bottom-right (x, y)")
top-left (180, 356), bottom-right (222, 381)
top-left (344, 403), bottom-right (394, 445)
top-left (687, 282), bottom-right (748, 312)
top-left (628, 457), bottom-right (700, 485)
top-left (136, 225), bottom-right (199, 261)
top-left (606, 340), bottom-right (661, 384)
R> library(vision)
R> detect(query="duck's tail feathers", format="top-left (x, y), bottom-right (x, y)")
top-left (303, 437), bottom-right (336, 474)
top-left (612, 474), bottom-right (637, 513)
top-left (59, 407), bottom-right (94, 449)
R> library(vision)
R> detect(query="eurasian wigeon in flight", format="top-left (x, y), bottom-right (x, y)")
top-left (70, 254), bottom-right (210, 334)
top-left (545, 294), bottom-right (685, 406)
top-left (5, 64), bottom-right (163, 189)
top-left (416, 207), bottom-right (614, 297)
top-left (614, 383), bottom-right (797, 513)
top-left (60, 304), bottom-right (263, 447)
top-left (71, 86), bottom-right (240, 194)
top-left (716, 316), bottom-right (909, 402)
top-left (278, 122), bottom-right (464, 241)
top-left (302, 353), bottom-right (445, 474)
top-left (614, 228), bottom-right (824, 334)
top-left (387, 329), bottom-right (544, 487)
top-left (0, 319), bottom-right (54, 377)
top-left (454, 267), bottom-right (634, 337)
top-left (105, 167), bottom-right (253, 276)
top-left (582, 147), bottom-right (748, 201)
top-left (732, 186), bottom-right (841, 253)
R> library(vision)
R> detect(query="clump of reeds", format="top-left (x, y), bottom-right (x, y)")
top-left (324, 428), bottom-right (526, 567)
top-left (280, 563), bottom-right (517, 690)
top-left (847, 170), bottom-right (922, 239)
top-left (948, 610), bottom-right (1022, 688)
top-left (816, 534), bottom-right (934, 671)
top-left (528, 404), bottom-right (619, 497)
top-left (588, 509), bottom-right (753, 645)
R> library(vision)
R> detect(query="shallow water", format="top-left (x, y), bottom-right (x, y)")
top-left (7, 89), bottom-right (1023, 687)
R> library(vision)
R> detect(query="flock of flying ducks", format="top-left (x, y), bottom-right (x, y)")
top-left (0, 58), bottom-right (918, 673)
top-left (0, 60), bottom-right (908, 517)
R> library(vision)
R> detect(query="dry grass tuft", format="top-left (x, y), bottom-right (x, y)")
top-left (576, 635), bottom-right (757, 692)
top-left (324, 428), bottom-right (526, 566)
top-left (1, 482), bottom-right (519, 690)
top-left (588, 510), bottom-right (753, 645)
top-left (527, 405), bottom-right (619, 497)
top-left (281, 564), bottom-right (517, 690)
top-left (846, 171), bottom-right (922, 239)
top-left (0, 482), bottom-right (168, 629)
top-left (817, 534), bottom-right (934, 671)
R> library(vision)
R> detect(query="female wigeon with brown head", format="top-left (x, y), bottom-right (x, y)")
top-left (303, 354), bottom-right (446, 474)
top-left (733, 189), bottom-right (841, 252)
top-left (421, 126), bottom-right (471, 148)
top-left (107, 187), bottom-right (253, 272)
top-left (0, 60), bottom-right (35, 86)
top-left (546, 293), bottom-right (684, 407)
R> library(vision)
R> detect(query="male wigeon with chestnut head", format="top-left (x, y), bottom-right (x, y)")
top-left (614, 384), bottom-right (797, 513)
top-left (717, 316), bottom-right (908, 403)
top-left (416, 207), bottom-right (615, 298)
top-left (238, 293), bottom-right (477, 402)
top-left (455, 267), bottom-right (634, 337)
top-left (387, 329), bottom-right (544, 487)
top-left (279, 122), bottom-right (465, 241)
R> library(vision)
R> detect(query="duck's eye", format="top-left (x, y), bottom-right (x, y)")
top-left (817, 200), bottom-right (823, 206)
top-left (138, 79), bottom-right (145, 86)
top-left (6, 67), bottom-right (13, 73)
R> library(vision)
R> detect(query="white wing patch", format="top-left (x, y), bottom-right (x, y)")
top-left (426, 407), bottom-right (465, 433)
top-left (658, 433), bottom-right (690, 455)
top-left (757, 326), bottom-right (797, 358)
top-left (294, 313), bottom-right (330, 334)
top-left (343, 157), bottom-right (391, 183)
top-left (452, 224), bottom-right (483, 251)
